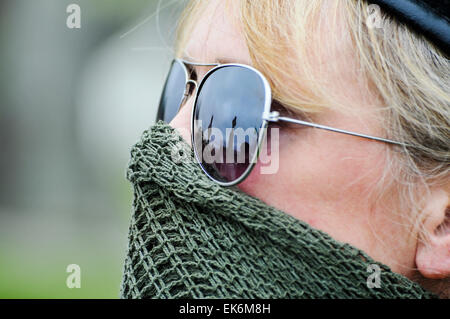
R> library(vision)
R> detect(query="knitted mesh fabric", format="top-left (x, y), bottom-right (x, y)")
top-left (120, 122), bottom-right (436, 299)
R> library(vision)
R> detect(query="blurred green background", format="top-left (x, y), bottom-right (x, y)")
top-left (0, 0), bottom-right (183, 298)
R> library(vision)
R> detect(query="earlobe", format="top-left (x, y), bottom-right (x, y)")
top-left (416, 189), bottom-right (450, 279)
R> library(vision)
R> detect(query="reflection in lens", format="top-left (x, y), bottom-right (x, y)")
top-left (193, 65), bottom-right (267, 184)
top-left (156, 60), bottom-right (187, 123)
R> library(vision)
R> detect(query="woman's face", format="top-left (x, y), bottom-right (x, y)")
top-left (169, 0), bottom-right (417, 276)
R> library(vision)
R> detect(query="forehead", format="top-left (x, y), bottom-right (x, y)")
top-left (183, 0), bottom-right (252, 65)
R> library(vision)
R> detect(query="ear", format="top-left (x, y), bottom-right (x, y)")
top-left (416, 188), bottom-right (450, 279)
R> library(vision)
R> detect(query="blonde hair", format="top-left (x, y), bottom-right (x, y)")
top-left (174, 0), bottom-right (449, 293)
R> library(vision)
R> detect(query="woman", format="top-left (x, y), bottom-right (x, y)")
top-left (121, 0), bottom-right (449, 298)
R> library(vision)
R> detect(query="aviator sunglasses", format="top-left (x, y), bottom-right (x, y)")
top-left (157, 59), bottom-right (408, 186)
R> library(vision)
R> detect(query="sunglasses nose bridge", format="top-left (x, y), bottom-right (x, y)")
top-left (186, 79), bottom-right (198, 95)
top-left (180, 80), bottom-right (198, 109)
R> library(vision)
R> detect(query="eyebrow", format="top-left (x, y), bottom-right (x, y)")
top-left (216, 57), bottom-right (252, 65)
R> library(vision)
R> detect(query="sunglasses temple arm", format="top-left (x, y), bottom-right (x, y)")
top-left (269, 115), bottom-right (409, 147)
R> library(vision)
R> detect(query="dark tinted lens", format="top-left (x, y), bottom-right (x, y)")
top-left (193, 66), bottom-right (267, 184)
top-left (156, 60), bottom-right (187, 123)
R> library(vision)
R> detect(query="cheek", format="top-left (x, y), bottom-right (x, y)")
top-left (238, 129), bottom-right (315, 210)
top-left (238, 128), bottom-right (387, 218)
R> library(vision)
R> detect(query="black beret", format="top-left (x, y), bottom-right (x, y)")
top-left (369, 0), bottom-right (449, 56)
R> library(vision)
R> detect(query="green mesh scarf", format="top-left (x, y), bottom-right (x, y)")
top-left (120, 122), bottom-right (436, 299)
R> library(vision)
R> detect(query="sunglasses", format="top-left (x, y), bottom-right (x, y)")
top-left (157, 58), bottom-right (407, 186)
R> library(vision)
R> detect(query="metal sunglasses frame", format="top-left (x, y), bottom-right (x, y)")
top-left (162, 58), bottom-right (409, 187)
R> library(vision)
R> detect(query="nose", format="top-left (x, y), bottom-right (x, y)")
top-left (169, 94), bottom-right (195, 146)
